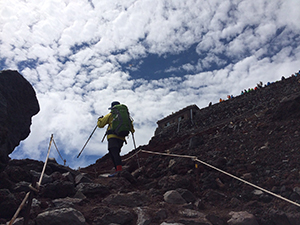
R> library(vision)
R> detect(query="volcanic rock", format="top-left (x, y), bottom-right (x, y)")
top-left (0, 70), bottom-right (39, 169)
top-left (227, 211), bottom-right (258, 225)
top-left (92, 208), bottom-right (134, 225)
top-left (35, 207), bottom-right (85, 225)
top-left (75, 182), bottom-right (110, 197)
top-left (103, 191), bottom-right (148, 207)
top-left (0, 189), bottom-right (17, 219)
top-left (164, 190), bottom-right (186, 204)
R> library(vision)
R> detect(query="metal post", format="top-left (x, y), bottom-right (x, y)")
top-left (190, 108), bottom-right (194, 125)
top-left (177, 117), bottom-right (181, 133)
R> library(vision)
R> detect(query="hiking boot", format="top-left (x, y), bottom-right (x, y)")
top-left (108, 171), bottom-right (120, 177)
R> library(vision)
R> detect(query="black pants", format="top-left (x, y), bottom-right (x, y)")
top-left (108, 138), bottom-right (124, 169)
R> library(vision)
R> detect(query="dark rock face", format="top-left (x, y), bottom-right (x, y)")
top-left (0, 70), bottom-right (39, 168)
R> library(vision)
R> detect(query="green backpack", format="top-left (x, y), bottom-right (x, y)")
top-left (109, 104), bottom-right (132, 137)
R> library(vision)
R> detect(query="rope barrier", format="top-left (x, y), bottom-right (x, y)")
top-left (138, 149), bottom-right (300, 208)
top-left (141, 149), bottom-right (197, 160)
top-left (53, 138), bottom-right (66, 165)
top-left (123, 149), bottom-right (196, 162)
top-left (8, 134), bottom-right (54, 225)
top-left (194, 158), bottom-right (300, 208)
top-left (123, 149), bottom-right (142, 162)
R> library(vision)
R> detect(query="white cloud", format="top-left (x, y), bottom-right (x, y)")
top-left (277, 0), bottom-right (300, 29)
top-left (2, 0), bottom-right (300, 168)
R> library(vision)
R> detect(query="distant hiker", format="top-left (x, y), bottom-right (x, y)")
top-left (97, 101), bottom-right (134, 177)
top-left (257, 81), bottom-right (263, 88)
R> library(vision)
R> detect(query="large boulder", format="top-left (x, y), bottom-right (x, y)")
top-left (35, 208), bottom-right (86, 225)
top-left (0, 70), bottom-right (39, 169)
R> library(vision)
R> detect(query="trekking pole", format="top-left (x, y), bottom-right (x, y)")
top-left (101, 132), bottom-right (107, 142)
top-left (132, 133), bottom-right (140, 168)
top-left (77, 125), bottom-right (97, 158)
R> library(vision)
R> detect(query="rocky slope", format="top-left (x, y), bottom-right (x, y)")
top-left (1, 72), bottom-right (300, 225)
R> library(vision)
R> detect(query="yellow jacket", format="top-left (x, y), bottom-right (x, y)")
top-left (97, 113), bottom-right (134, 141)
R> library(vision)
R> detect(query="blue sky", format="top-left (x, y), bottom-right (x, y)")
top-left (1, 0), bottom-right (300, 169)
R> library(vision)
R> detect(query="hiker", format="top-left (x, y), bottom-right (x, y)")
top-left (97, 101), bottom-right (134, 176)
top-left (257, 81), bottom-right (263, 88)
